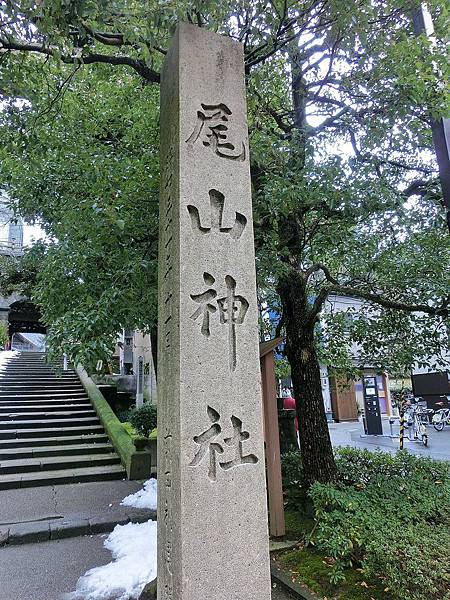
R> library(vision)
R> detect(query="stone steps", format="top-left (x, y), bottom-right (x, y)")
top-left (0, 416), bottom-right (100, 429)
top-left (0, 351), bottom-right (126, 487)
top-left (0, 442), bottom-right (115, 460)
top-left (0, 464), bottom-right (125, 489)
top-left (0, 424), bottom-right (105, 438)
top-left (0, 409), bottom-right (97, 420)
top-left (0, 382), bottom-right (85, 389)
top-left (0, 398), bottom-right (90, 406)
top-left (0, 392), bottom-right (88, 400)
top-left (0, 403), bottom-right (93, 413)
top-left (0, 433), bottom-right (109, 449)
top-left (0, 453), bottom-right (120, 474)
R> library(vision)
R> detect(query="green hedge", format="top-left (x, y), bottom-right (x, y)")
top-left (282, 448), bottom-right (450, 599)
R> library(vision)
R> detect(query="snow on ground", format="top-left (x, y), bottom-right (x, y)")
top-left (0, 351), bottom-right (18, 371)
top-left (121, 478), bottom-right (157, 510)
top-left (65, 520), bottom-right (157, 600)
top-left (66, 479), bottom-right (158, 600)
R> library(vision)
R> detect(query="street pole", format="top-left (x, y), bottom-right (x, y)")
top-left (412, 3), bottom-right (450, 232)
top-left (399, 389), bottom-right (406, 450)
top-left (136, 355), bottom-right (144, 408)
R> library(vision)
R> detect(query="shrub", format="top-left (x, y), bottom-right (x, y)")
top-left (129, 402), bottom-right (157, 437)
top-left (0, 321), bottom-right (8, 348)
top-left (117, 409), bottom-right (132, 423)
top-left (281, 451), bottom-right (308, 509)
top-left (308, 448), bottom-right (450, 599)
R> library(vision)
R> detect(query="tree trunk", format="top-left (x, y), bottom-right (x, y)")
top-left (278, 272), bottom-right (336, 485)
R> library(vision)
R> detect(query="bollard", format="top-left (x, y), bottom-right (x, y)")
top-left (399, 414), bottom-right (404, 449)
top-left (63, 353), bottom-right (68, 371)
top-left (389, 418), bottom-right (395, 437)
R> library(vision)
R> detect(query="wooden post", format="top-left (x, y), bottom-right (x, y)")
top-left (260, 339), bottom-right (285, 538)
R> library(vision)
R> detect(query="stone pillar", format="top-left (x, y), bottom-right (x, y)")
top-left (157, 24), bottom-right (271, 600)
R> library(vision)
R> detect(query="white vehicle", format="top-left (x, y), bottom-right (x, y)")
top-left (432, 402), bottom-right (450, 432)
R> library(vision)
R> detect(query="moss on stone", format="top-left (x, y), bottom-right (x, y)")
top-left (76, 365), bottom-right (150, 478)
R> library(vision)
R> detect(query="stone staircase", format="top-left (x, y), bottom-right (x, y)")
top-left (0, 352), bottom-right (125, 489)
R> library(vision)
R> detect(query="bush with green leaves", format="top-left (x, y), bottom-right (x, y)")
top-left (281, 451), bottom-right (309, 509)
top-left (0, 321), bottom-right (8, 348)
top-left (129, 403), bottom-right (157, 438)
top-left (304, 448), bottom-right (450, 599)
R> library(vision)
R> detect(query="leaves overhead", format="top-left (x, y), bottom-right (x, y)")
top-left (0, 0), bottom-right (448, 371)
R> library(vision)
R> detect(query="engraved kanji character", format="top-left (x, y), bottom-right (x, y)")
top-left (189, 272), bottom-right (217, 337)
top-left (186, 103), bottom-right (246, 161)
top-left (189, 406), bottom-right (224, 481)
top-left (220, 416), bottom-right (258, 471)
top-left (217, 275), bottom-right (249, 371)
top-left (187, 189), bottom-right (247, 240)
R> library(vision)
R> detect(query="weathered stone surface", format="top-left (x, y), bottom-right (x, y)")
top-left (0, 526), bottom-right (9, 546)
top-left (50, 519), bottom-right (90, 540)
top-left (8, 521), bottom-right (50, 544)
top-left (139, 578), bottom-right (157, 600)
top-left (88, 514), bottom-right (129, 534)
top-left (157, 23), bottom-right (271, 600)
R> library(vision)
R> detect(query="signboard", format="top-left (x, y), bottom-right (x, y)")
top-left (363, 376), bottom-right (383, 435)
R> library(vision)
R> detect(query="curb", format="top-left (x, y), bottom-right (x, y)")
top-left (271, 562), bottom-right (317, 600)
top-left (0, 509), bottom-right (156, 547)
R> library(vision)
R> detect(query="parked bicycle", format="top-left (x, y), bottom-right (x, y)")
top-left (432, 402), bottom-right (450, 431)
top-left (405, 403), bottom-right (430, 447)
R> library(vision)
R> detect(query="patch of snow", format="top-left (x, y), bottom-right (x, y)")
top-left (0, 351), bottom-right (18, 371)
top-left (65, 520), bottom-right (157, 600)
top-left (121, 478), bottom-right (157, 510)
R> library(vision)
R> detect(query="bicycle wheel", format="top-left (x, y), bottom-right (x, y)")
top-left (434, 421), bottom-right (445, 431)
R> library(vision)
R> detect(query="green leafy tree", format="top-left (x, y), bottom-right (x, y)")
top-left (0, 321), bottom-right (8, 347)
top-left (0, 1), bottom-right (448, 483)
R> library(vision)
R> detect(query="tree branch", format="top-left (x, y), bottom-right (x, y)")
top-left (329, 286), bottom-right (449, 318)
top-left (0, 36), bottom-right (160, 83)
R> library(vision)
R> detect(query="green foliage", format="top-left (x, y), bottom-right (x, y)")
top-left (281, 451), bottom-right (308, 509)
top-left (0, 0), bottom-right (448, 374)
top-left (0, 64), bottom-right (160, 367)
top-left (279, 545), bottom-right (393, 600)
top-left (129, 402), bottom-right (157, 437)
top-left (0, 322), bottom-right (8, 347)
top-left (122, 422), bottom-right (136, 437)
top-left (0, 1), bottom-right (449, 486)
top-left (117, 409), bottom-right (132, 423)
top-left (305, 448), bottom-right (450, 599)
top-left (274, 356), bottom-right (290, 380)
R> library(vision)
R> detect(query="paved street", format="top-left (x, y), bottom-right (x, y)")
top-left (329, 418), bottom-right (450, 461)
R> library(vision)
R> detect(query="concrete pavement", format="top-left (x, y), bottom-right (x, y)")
top-left (0, 480), bottom-right (154, 546)
top-left (0, 535), bottom-right (297, 600)
top-left (0, 534), bottom-right (112, 600)
top-left (329, 418), bottom-right (450, 460)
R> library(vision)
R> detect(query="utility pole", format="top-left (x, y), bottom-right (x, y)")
top-left (412, 3), bottom-right (450, 231)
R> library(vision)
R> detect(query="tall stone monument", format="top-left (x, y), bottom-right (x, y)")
top-left (157, 24), bottom-right (271, 600)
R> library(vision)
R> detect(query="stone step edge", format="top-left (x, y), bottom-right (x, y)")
top-left (0, 463), bottom-right (125, 489)
top-left (0, 451), bottom-right (121, 471)
top-left (0, 434), bottom-right (108, 447)
top-left (0, 442), bottom-right (115, 459)
top-left (270, 562), bottom-right (315, 600)
top-left (0, 508), bottom-right (156, 546)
